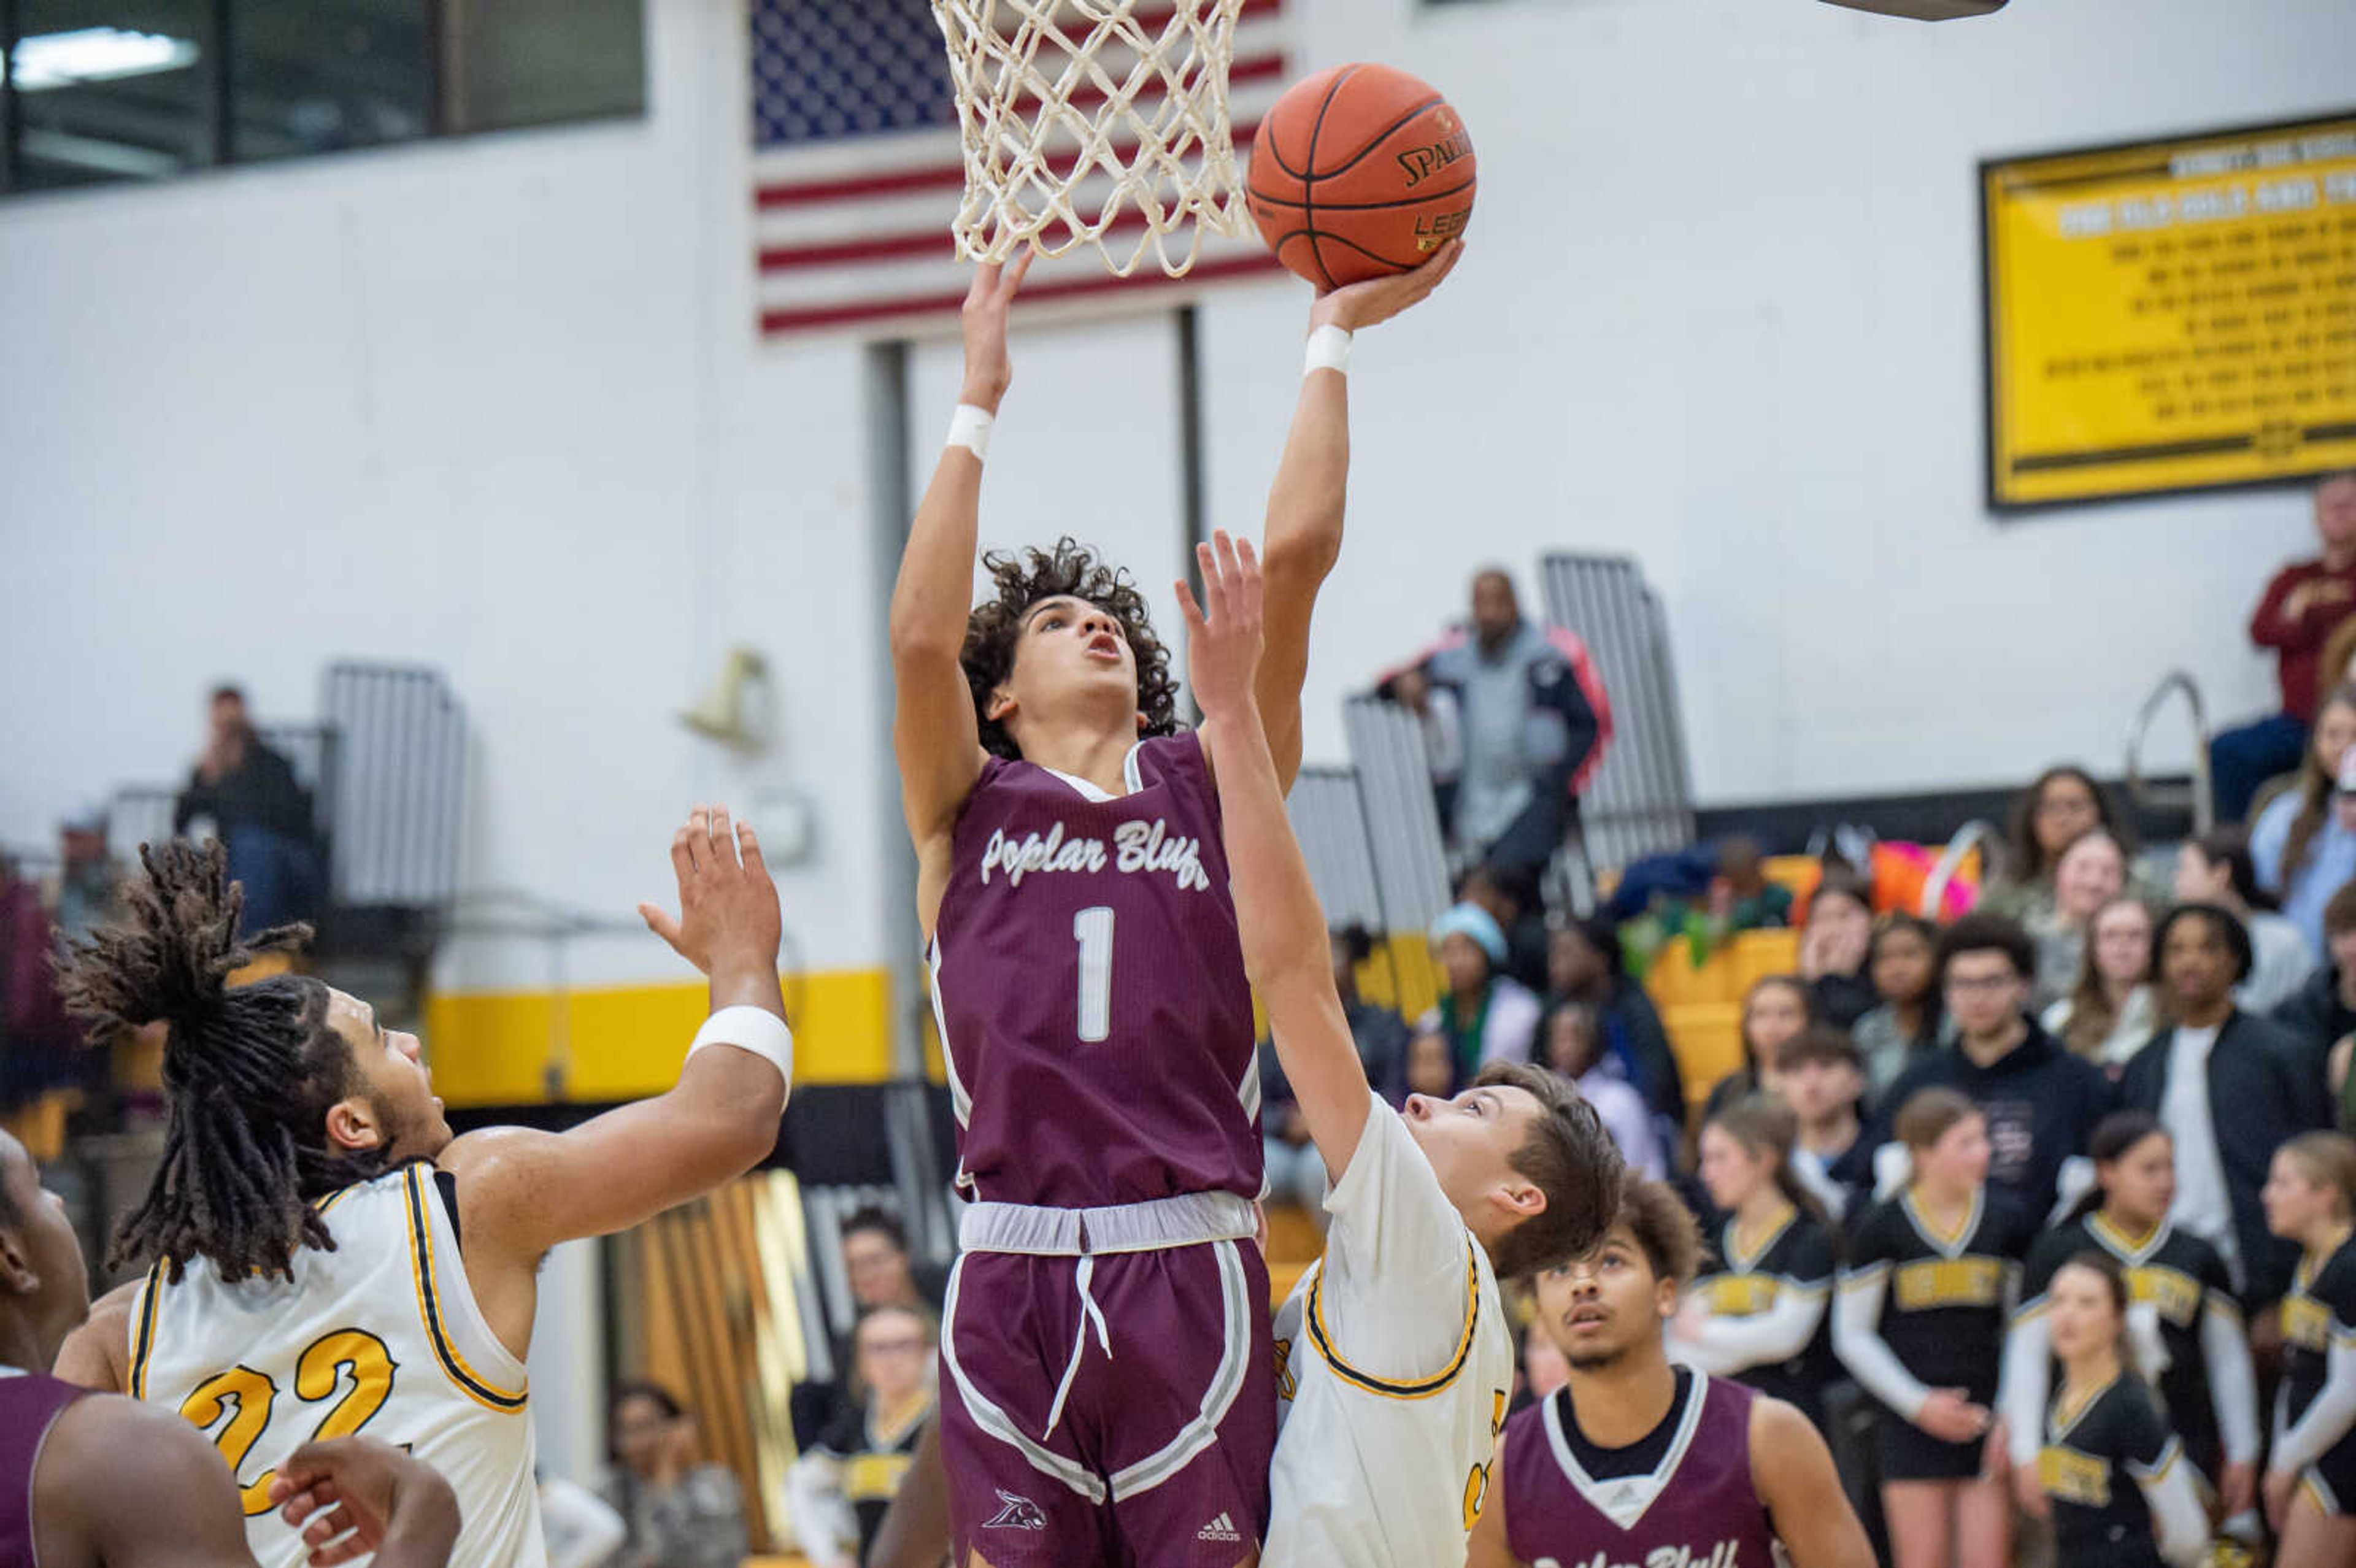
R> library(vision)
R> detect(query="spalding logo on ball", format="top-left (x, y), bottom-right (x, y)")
top-left (1245, 64), bottom-right (1476, 290)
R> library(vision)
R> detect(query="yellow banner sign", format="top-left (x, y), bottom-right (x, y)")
top-left (1982, 112), bottom-right (2356, 510)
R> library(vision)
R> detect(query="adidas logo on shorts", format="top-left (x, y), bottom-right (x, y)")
top-left (1195, 1513), bottom-right (1244, 1544)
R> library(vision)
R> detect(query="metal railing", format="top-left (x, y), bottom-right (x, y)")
top-left (1922, 819), bottom-right (2004, 918)
top-left (2124, 669), bottom-right (2212, 839)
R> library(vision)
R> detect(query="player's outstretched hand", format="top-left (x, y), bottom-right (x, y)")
top-left (269, 1436), bottom-right (460, 1566)
top-left (1175, 530), bottom-right (1265, 720)
top-left (1309, 238), bottom-right (1462, 332)
top-left (959, 253), bottom-right (1035, 413)
top-left (639, 805), bottom-right (783, 984)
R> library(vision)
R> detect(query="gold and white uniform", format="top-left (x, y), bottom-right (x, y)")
top-left (130, 1163), bottom-right (544, 1567)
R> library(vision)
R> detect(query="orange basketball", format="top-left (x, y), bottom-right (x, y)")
top-left (1245, 63), bottom-right (1476, 290)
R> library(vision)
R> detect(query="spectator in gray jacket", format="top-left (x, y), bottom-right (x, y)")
top-left (605, 1382), bottom-right (747, 1568)
top-left (1377, 568), bottom-right (1611, 880)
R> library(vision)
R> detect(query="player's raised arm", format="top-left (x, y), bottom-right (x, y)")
top-left (439, 806), bottom-right (790, 1262)
top-left (1180, 530), bottom-right (1372, 1179)
top-left (890, 258), bottom-right (1030, 914)
top-left (1255, 241), bottom-right (1461, 791)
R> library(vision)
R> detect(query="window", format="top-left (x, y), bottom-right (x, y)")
top-left (1, 0), bottom-right (645, 195)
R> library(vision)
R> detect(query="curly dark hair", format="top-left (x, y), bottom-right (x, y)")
top-left (960, 537), bottom-right (1180, 761)
top-left (55, 840), bottom-right (387, 1282)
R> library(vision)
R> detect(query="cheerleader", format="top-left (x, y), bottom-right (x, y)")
top-left (1675, 1093), bottom-right (1842, 1431)
top-left (2260, 1132), bottom-right (2356, 1567)
top-left (2000, 1111), bottom-right (2259, 1526)
top-left (2032, 1251), bottom-right (2210, 1567)
top-left (1835, 1087), bottom-right (2034, 1568)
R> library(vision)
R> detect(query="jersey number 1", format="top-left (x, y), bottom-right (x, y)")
top-left (1074, 905), bottom-right (1114, 1043)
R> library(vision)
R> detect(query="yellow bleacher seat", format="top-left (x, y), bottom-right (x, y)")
top-left (1665, 1002), bottom-right (1746, 1110)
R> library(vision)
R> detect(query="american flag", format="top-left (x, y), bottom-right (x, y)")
top-left (749, 0), bottom-right (1291, 339)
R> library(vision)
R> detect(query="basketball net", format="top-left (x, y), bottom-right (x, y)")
top-left (931, 0), bottom-right (1253, 278)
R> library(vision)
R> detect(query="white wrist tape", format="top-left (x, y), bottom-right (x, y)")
top-left (1303, 324), bottom-right (1353, 377)
top-left (946, 403), bottom-right (995, 461)
top-left (689, 1004), bottom-right (794, 1087)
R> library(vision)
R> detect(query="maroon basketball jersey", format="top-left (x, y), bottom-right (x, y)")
top-left (1502, 1369), bottom-right (1778, 1568)
top-left (931, 733), bottom-right (1260, 1209)
top-left (1, 1368), bottom-right (85, 1568)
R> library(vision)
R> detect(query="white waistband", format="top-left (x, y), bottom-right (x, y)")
top-left (958, 1191), bottom-right (1256, 1256)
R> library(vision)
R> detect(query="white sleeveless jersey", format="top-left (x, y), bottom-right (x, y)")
top-left (1265, 1096), bottom-right (1515, 1568)
top-left (129, 1163), bottom-right (544, 1568)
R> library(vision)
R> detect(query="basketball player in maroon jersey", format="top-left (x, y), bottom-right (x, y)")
top-left (0, 1128), bottom-right (459, 1567)
top-left (890, 246), bottom-right (1456, 1568)
top-left (1468, 1176), bottom-right (1873, 1568)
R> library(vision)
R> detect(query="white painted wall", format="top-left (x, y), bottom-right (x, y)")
top-left (4, 0), bottom-right (2347, 1017)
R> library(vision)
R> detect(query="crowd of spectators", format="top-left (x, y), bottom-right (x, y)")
top-left (1252, 476), bottom-right (2356, 1568)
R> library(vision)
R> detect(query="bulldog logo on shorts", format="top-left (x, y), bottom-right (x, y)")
top-left (984, 1489), bottom-right (1048, 1531)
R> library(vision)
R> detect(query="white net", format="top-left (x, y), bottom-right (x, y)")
top-left (931, 0), bottom-right (1253, 278)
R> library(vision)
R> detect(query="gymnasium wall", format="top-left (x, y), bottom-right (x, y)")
top-left (4, 0), bottom-right (2347, 1043)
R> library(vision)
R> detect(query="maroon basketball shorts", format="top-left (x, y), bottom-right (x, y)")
top-left (939, 1196), bottom-right (1277, 1567)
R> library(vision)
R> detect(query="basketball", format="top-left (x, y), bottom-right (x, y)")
top-left (1245, 63), bottom-right (1477, 290)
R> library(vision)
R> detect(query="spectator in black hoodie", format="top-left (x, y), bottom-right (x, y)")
top-left (1546, 912), bottom-right (1688, 1139)
top-left (1870, 913), bottom-right (2115, 1225)
top-left (2120, 904), bottom-right (2314, 1309)
top-left (2270, 877), bottom-right (2356, 1124)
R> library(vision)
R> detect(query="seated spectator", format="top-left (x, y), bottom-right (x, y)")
top-left (1261, 926), bottom-right (1411, 1221)
top-left (2028, 828), bottom-right (2131, 1009)
top-left (2212, 472), bottom-right (2356, 824)
top-left (2252, 685), bottom-right (2356, 962)
top-left (1703, 974), bottom-right (1815, 1123)
top-left (2273, 880), bottom-right (2356, 1130)
top-left (2119, 905), bottom-right (2311, 1309)
top-left (1456, 862), bottom-right (1551, 992)
top-left (1539, 1001), bottom-right (1664, 1178)
top-left (47, 809), bottom-right (121, 945)
top-left (1768, 1026), bottom-right (1877, 1221)
top-left (1716, 836), bottom-right (1795, 931)
top-left (1801, 869), bottom-right (1879, 1029)
top-left (792, 1207), bottom-right (944, 1447)
top-left (1519, 1317), bottom-right (1571, 1410)
top-left (785, 1304), bottom-right (937, 1568)
top-left (171, 683), bottom-right (321, 931)
top-left (1545, 912), bottom-right (1687, 1137)
top-left (1399, 1024), bottom-right (1458, 1102)
top-left (1376, 567), bottom-right (1609, 879)
top-left (604, 1381), bottom-right (749, 1568)
top-left (1853, 914), bottom-right (1944, 1110)
top-left (841, 1207), bottom-right (946, 1318)
top-left (1873, 913), bottom-right (2115, 1224)
top-left (1419, 901), bottom-right (1542, 1078)
top-left (1979, 765), bottom-right (2133, 925)
top-left (2176, 825), bottom-right (2314, 1012)
top-left (2041, 894), bottom-right (2161, 1067)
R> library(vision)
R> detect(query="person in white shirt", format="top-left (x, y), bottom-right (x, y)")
top-left (1539, 1003), bottom-right (1665, 1179)
top-left (1176, 532), bottom-right (1625, 1568)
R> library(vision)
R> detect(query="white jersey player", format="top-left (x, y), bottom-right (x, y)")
top-left (55, 813), bottom-right (792, 1568)
top-left (1177, 531), bottom-right (1626, 1567)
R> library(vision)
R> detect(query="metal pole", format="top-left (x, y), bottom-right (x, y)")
top-left (869, 338), bottom-right (921, 1080)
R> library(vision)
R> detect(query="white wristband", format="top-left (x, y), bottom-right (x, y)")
top-left (1304, 323), bottom-right (1353, 377)
top-left (947, 403), bottom-right (995, 461)
top-left (689, 1004), bottom-right (794, 1088)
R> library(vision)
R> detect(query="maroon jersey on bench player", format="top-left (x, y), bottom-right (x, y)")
top-left (931, 732), bottom-right (1260, 1206)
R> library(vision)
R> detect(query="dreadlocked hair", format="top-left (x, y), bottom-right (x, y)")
top-left (55, 839), bottom-right (384, 1283)
top-left (960, 537), bottom-right (1180, 761)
